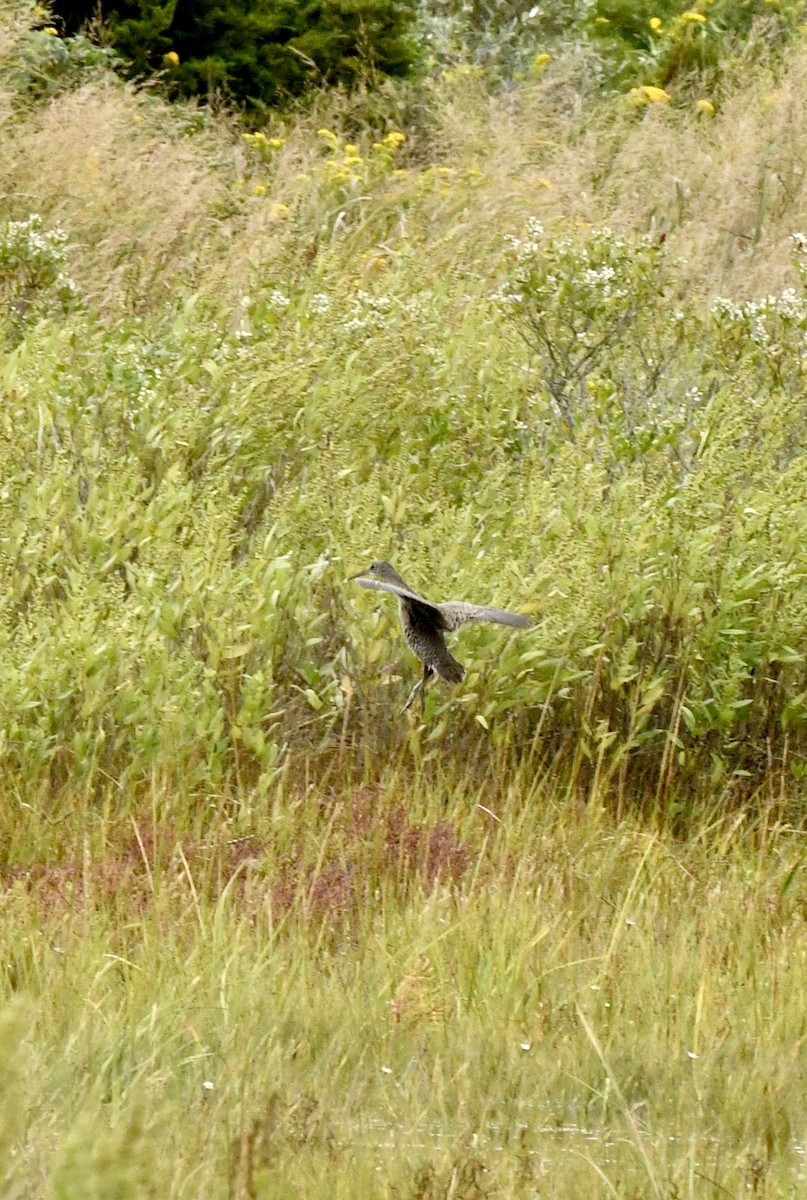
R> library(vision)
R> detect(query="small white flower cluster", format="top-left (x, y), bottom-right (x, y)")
top-left (583, 264), bottom-right (617, 287)
top-left (505, 217), bottom-right (545, 260)
top-left (341, 289), bottom-right (394, 336)
top-left (267, 288), bottom-right (291, 311)
top-left (490, 287), bottom-right (523, 306)
top-left (3, 213), bottom-right (68, 254)
top-left (712, 289), bottom-right (807, 348)
top-left (308, 292), bottom-right (331, 316)
top-left (498, 223), bottom-right (645, 315)
top-left (0, 212), bottom-right (78, 307)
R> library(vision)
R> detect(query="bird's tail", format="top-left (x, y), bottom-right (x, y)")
top-left (434, 647), bottom-right (465, 684)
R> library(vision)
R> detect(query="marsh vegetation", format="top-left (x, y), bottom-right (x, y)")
top-left (2, 2), bottom-right (807, 1194)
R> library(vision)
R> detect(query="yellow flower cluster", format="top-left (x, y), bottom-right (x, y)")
top-left (163, 50), bottom-right (180, 67)
top-left (316, 128), bottom-right (406, 189)
top-left (629, 84), bottom-right (672, 105)
top-left (237, 130), bottom-right (290, 207)
top-left (243, 131), bottom-right (285, 151)
top-left (242, 130), bottom-right (286, 171)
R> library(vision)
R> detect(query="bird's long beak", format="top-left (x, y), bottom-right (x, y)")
top-left (347, 568), bottom-right (369, 582)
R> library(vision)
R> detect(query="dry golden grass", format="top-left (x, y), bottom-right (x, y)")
top-left (3, 34), bottom-right (806, 314)
top-left (426, 46), bottom-right (807, 298)
top-left (0, 80), bottom-right (243, 307)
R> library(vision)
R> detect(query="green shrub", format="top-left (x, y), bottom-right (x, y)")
top-left (419, 0), bottom-right (807, 94)
top-left (495, 222), bottom-right (705, 462)
top-left (3, 227), bottom-right (807, 801)
top-left (417, 0), bottom-right (592, 76)
top-left (585, 0), bottom-right (807, 89)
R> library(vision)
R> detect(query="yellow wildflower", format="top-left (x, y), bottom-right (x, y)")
top-left (385, 131), bottom-right (405, 146)
top-left (254, 184), bottom-right (266, 196)
top-left (681, 10), bottom-right (707, 21)
top-left (270, 203), bottom-right (290, 218)
top-left (696, 98), bottom-right (715, 116)
top-left (532, 52), bottom-right (551, 75)
top-left (595, 16), bottom-right (610, 23)
top-left (42, 25), bottom-right (59, 35)
top-left (317, 129), bottom-right (339, 144)
top-left (344, 143), bottom-right (358, 155)
top-left (649, 17), bottom-right (662, 31)
top-left (267, 138), bottom-right (284, 149)
top-left (641, 85), bottom-right (672, 103)
top-left (163, 50), bottom-right (180, 66)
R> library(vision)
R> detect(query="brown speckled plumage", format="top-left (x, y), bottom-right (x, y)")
top-left (349, 561), bottom-right (533, 712)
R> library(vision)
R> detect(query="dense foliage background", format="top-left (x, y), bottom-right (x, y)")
top-left (46, 0), bottom-right (807, 108)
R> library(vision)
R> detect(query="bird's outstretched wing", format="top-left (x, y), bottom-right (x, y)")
top-left (352, 576), bottom-right (442, 614)
top-left (353, 576), bottom-right (533, 637)
top-left (437, 602), bottom-right (534, 633)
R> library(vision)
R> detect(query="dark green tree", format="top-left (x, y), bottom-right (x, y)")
top-left (51, 0), bottom-right (418, 108)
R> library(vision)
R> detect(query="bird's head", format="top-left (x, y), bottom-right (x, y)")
top-left (348, 560), bottom-right (404, 586)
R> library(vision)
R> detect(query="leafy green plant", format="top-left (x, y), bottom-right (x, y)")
top-left (6, 27), bottom-right (120, 101)
top-left (419, 0), bottom-right (807, 94)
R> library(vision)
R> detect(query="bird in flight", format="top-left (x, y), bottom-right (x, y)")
top-left (349, 560), bottom-right (533, 712)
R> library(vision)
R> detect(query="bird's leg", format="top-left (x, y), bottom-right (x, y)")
top-left (402, 663), bottom-right (432, 714)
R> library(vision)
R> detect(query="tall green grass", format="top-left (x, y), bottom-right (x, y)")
top-left (2, 776), bottom-right (807, 1197)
